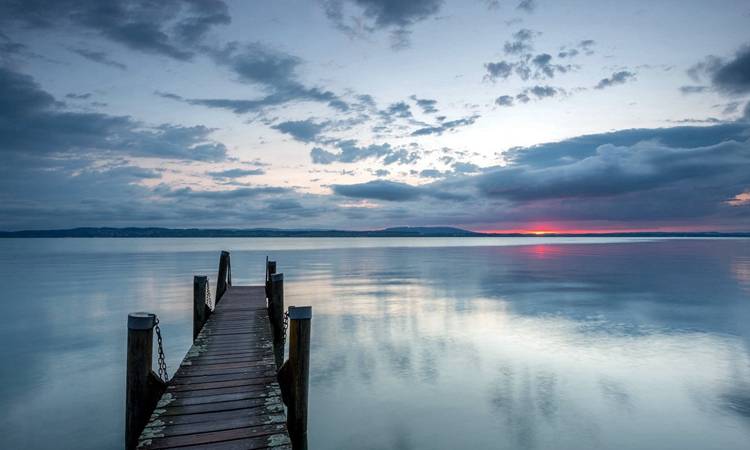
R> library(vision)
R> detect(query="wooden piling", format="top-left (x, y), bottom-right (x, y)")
top-left (268, 273), bottom-right (285, 367)
top-left (126, 312), bottom-right (167, 450)
top-left (279, 306), bottom-right (312, 450)
top-left (193, 275), bottom-right (210, 341)
top-left (216, 250), bottom-right (231, 303)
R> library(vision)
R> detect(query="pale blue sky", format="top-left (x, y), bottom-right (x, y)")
top-left (1, 0), bottom-right (749, 231)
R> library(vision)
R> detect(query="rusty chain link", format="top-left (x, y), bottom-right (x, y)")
top-left (281, 311), bottom-right (289, 348)
top-left (154, 317), bottom-right (169, 383)
top-left (205, 279), bottom-right (213, 311)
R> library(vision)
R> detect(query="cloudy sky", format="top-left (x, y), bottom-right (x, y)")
top-left (1, 0), bottom-right (750, 232)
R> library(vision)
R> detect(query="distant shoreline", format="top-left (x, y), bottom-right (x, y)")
top-left (1, 227), bottom-right (749, 238)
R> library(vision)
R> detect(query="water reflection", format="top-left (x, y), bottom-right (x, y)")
top-left (1, 238), bottom-right (749, 449)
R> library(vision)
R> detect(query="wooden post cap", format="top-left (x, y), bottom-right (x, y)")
top-left (270, 273), bottom-right (284, 282)
top-left (128, 312), bottom-right (155, 330)
top-left (288, 306), bottom-right (312, 320)
top-left (221, 250), bottom-right (230, 256)
top-left (194, 275), bottom-right (208, 282)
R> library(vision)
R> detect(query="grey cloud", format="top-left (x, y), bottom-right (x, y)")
top-left (595, 71), bottom-right (635, 89)
top-left (531, 53), bottom-right (572, 79)
top-left (475, 138), bottom-right (750, 207)
top-left (206, 168), bottom-right (266, 179)
top-left (680, 86), bottom-right (709, 94)
top-left (558, 49), bottom-right (579, 59)
top-left (512, 86), bottom-right (563, 104)
top-left (104, 165), bottom-right (162, 179)
top-left (332, 179), bottom-right (422, 201)
top-left (411, 115), bottom-right (479, 136)
top-left (65, 93), bottom-right (91, 99)
top-left (162, 186), bottom-right (288, 199)
top-left (410, 95), bottom-right (438, 114)
top-left (382, 101), bottom-right (412, 120)
top-left (322, 0), bottom-right (443, 49)
top-left (503, 29), bottom-right (536, 55)
top-left (485, 61), bottom-right (514, 81)
top-left (712, 46), bottom-right (750, 95)
top-left (495, 95), bottom-right (514, 106)
top-left (0, 0), bottom-right (230, 61)
top-left (0, 66), bottom-right (227, 161)
top-left (516, 0), bottom-right (537, 13)
top-left (452, 162), bottom-right (479, 173)
top-left (213, 42), bottom-right (301, 88)
top-left (72, 48), bottom-right (127, 70)
top-left (311, 140), bottom-right (393, 164)
top-left (272, 119), bottom-right (329, 142)
top-left (420, 169), bottom-right (444, 178)
top-left (382, 149), bottom-right (420, 165)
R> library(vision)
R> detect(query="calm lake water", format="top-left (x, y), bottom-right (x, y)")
top-left (1, 237), bottom-right (749, 449)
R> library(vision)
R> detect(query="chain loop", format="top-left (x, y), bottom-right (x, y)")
top-left (281, 311), bottom-right (289, 348)
top-left (205, 279), bottom-right (213, 311)
top-left (154, 317), bottom-right (169, 383)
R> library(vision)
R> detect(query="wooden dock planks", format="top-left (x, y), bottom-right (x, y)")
top-left (137, 286), bottom-right (291, 450)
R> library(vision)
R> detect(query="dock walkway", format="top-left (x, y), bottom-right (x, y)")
top-left (137, 285), bottom-right (291, 449)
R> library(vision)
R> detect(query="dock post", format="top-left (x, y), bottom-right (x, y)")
top-left (216, 251), bottom-right (231, 304)
top-left (126, 312), bottom-right (167, 450)
top-left (279, 306), bottom-right (312, 450)
top-left (268, 273), bottom-right (284, 367)
top-left (193, 275), bottom-right (210, 341)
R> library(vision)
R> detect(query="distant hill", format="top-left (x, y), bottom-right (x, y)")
top-left (0, 227), bottom-right (748, 238)
top-left (0, 226), bottom-right (478, 238)
top-left (381, 227), bottom-right (478, 236)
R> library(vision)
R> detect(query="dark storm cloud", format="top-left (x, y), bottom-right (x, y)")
top-left (711, 46), bottom-right (750, 95)
top-left (272, 119), bottom-right (330, 142)
top-left (0, 0), bottom-right (230, 60)
top-left (594, 71), bottom-right (635, 89)
top-left (322, 0), bottom-right (443, 49)
top-left (410, 95), bottom-right (438, 114)
top-left (745, 101), bottom-right (750, 119)
top-left (410, 115), bottom-right (479, 136)
top-left (72, 48), bottom-right (127, 70)
top-left (504, 123), bottom-right (750, 168)
top-left (332, 179), bottom-right (422, 201)
top-left (687, 47), bottom-right (750, 97)
top-left (206, 168), bottom-right (266, 179)
top-left (330, 123), bottom-right (750, 227)
top-left (469, 134), bottom-right (750, 225)
top-left (310, 141), bottom-right (393, 164)
top-left (0, 66), bottom-right (227, 161)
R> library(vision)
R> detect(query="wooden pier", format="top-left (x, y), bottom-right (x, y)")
top-left (126, 254), bottom-right (310, 450)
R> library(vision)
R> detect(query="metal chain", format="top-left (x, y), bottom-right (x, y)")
top-left (154, 317), bottom-right (169, 383)
top-left (281, 311), bottom-right (289, 348)
top-left (205, 279), bottom-right (213, 311)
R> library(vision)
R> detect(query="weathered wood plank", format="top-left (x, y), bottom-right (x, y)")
top-left (137, 284), bottom-right (290, 449)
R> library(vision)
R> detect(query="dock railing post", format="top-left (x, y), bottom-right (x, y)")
top-left (279, 306), bottom-right (312, 450)
top-left (267, 272), bottom-right (284, 367)
top-left (193, 275), bottom-right (210, 341)
top-left (126, 312), bottom-right (168, 450)
top-left (216, 251), bottom-right (231, 304)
